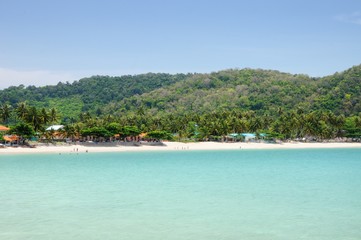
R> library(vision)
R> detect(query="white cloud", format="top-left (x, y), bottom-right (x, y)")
top-left (0, 68), bottom-right (84, 90)
top-left (336, 11), bottom-right (361, 25)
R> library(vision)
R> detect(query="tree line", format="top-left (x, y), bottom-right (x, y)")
top-left (1, 66), bottom-right (360, 124)
top-left (0, 103), bottom-right (174, 142)
top-left (1, 102), bottom-right (360, 143)
top-left (0, 65), bottom-right (360, 143)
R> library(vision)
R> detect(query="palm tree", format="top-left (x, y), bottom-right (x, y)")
top-left (103, 114), bottom-right (115, 124)
top-left (295, 112), bottom-right (306, 138)
top-left (41, 128), bottom-right (55, 143)
top-left (26, 106), bottom-right (42, 131)
top-left (74, 123), bottom-right (84, 141)
top-left (355, 114), bottom-right (361, 129)
top-left (249, 116), bottom-right (262, 133)
top-left (334, 115), bottom-right (345, 137)
top-left (16, 102), bottom-right (28, 121)
top-left (0, 103), bottom-right (12, 124)
top-left (237, 119), bottom-right (249, 133)
top-left (262, 113), bottom-right (273, 130)
top-left (49, 108), bottom-right (59, 123)
top-left (40, 108), bottom-right (50, 126)
top-left (219, 118), bottom-right (231, 139)
top-left (63, 124), bottom-right (76, 142)
top-left (304, 112), bottom-right (319, 138)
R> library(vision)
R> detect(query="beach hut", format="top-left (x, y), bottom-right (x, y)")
top-left (227, 133), bottom-right (242, 142)
top-left (241, 133), bottom-right (257, 142)
top-left (3, 135), bottom-right (19, 146)
top-left (46, 125), bottom-right (64, 131)
top-left (45, 125), bottom-right (65, 140)
top-left (0, 125), bottom-right (10, 132)
top-left (228, 133), bottom-right (267, 142)
top-left (240, 133), bottom-right (267, 142)
top-left (0, 126), bottom-right (10, 146)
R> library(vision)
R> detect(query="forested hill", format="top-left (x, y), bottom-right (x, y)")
top-left (104, 65), bottom-right (361, 117)
top-left (0, 73), bottom-right (191, 120)
top-left (0, 65), bottom-right (360, 122)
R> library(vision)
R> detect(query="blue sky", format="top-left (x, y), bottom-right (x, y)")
top-left (0, 0), bottom-right (360, 89)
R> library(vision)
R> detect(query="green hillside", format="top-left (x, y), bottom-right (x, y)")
top-left (1, 65), bottom-right (360, 141)
top-left (0, 65), bottom-right (360, 122)
top-left (311, 65), bottom-right (361, 115)
top-left (104, 65), bottom-right (361, 118)
top-left (0, 73), bottom-right (191, 121)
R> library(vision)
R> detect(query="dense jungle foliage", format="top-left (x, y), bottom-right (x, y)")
top-left (109, 65), bottom-right (361, 117)
top-left (0, 73), bottom-right (191, 121)
top-left (0, 65), bottom-right (360, 141)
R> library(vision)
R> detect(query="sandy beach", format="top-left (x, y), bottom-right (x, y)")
top-left (0, 141), bottom-right (360, 154)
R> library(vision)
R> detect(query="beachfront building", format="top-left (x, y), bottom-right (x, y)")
top-left (228, 133), bottom-right (267, 142)
top-left (3, 135), bottom-right (19, 146)
top-left (46, 125), bottom-right (64, 131)
top-left (241, 133), bottom-right (257, 142)
top-left (43, 125), bottom-right (65, 141)
top-left (0, 125), bottom-right (11, 146)
top-left (0, 125), bottom-right (10, 133)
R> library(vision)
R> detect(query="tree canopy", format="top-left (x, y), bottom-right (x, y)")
top-left (0, 65), bottom-right (360, 142)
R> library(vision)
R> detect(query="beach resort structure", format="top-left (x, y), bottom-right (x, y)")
top-left (0, 125), bottom-right (10, 132)
top-left (0, 125), bottom-right (20, 146)
top-left (45, 125), bottom-right (64, 131)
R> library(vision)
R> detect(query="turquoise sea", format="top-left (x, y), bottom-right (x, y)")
top-left (0, 148), bottom-right (361, 240)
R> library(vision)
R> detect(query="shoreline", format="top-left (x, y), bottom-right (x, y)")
top-left (0, 142), bottom-right (360, 155)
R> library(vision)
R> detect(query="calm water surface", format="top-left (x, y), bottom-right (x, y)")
top-left (0, 149), bottom-right (361, 240)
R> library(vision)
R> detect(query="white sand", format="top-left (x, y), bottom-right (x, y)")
top-left (0, 141), bottom-right (360, 155)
